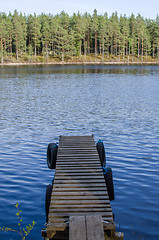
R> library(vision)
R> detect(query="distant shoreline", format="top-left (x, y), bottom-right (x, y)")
top-left (0, 61), bottom-right (159, 66)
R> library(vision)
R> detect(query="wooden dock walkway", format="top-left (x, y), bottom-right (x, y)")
top-left (46, 135), bottom-right (118, 240)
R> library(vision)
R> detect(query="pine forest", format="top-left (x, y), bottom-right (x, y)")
top-left (0, 10), bottom-right (159, 63)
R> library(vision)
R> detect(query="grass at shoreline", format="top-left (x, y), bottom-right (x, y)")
top-left (0, 54), bottom-right (159, 66)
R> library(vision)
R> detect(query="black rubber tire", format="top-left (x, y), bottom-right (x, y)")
top-left (96, 141), bottom-right (106, 167)
top-left (104, 168), bottom-right (115, 201)
top-left (45, 184), bottom-right (53, 223)
top-left (47, 143), bottom-right (58, 169)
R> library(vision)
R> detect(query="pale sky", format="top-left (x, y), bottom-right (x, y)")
top-left (0, 0), bottom-right (159, 19)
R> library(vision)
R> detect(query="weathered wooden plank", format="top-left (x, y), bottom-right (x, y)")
top-left (59, 147), bottom-right (96, 150)
top-left (56, 168), bottom-right (102, 172)
top-left (55, 172), bottom-right (103, 176)
top-left (53, 183), bottom-right (106, 188)
top-left (56, 158), bottom-right (99, 161)
top-left (48, 215), bottom-right (114, 222)
top-left (60, 138), bottom-right (94, 141)
top-left (51, 195), bottom-right (109, 200)
top-left (50, 200), bottom-right (110, 205)
top-left (55, 169), bottom-right (103, 172)
top-left (47, 217), bottom-right (68, 222)
top-left (54, 179), bottom-right (104, 183)
top-left (56, 166), bottom-right (101, 170)
top-left (46, 216), bottom-right (115, 225)
top-left (54, 180), bottom-right (105, 184)
top-left (55, 169), bottom-right (103, 173)
top-left (56, 160), bottom-right (99, 164)
top-left (58, 152), bottom-right (99, 155)
top-left (58, 150), bottom-right (97, 153)
top-left (56, 160), bottom-right (100, 163)
top-left (59, 141), bottom-right (95, 144)
top-left (103, 217), bottom-right (114, 221)
top-left (57, 155), bottom-right (99, 158)
top-left (53, 188), bottom-right (107, 192)
top-left (58, 153), bottom-right (98, 156)
top-left (56, 165), bottom-right (101, 168)
top-left (57, 158), bottom-right (99, 161)
top-left (50, 207), bottom-right (112, 212)
top-left (86, 215), bottom-right (105, 240)
top-left (59, 136), bottom-right (93, 139)
top-left (59, 143), bottom-right (95, 146)
top-left (58, 152), bottom-right (98, 155)
top-left (52, 191), bottom-right (108, 196)
top-left (59, 142), bottom-right (95, 145)
top-left (47, 222), bottom-right (68, 231)
top-left (60, 138), bottom-right (94, 140)
top-left (69, 216), bottom-right (86, 240)
top-left (59, 146), bottom-right (96, 149)
top-left (56, 163), bottom-right (101, 166)
top-left (59, 137), bottom-right (94, 141)
top-left (55, 175), bottom-right (104, 179)
top-left (49, 212), bottom-right (113, 217)
top-left (54, 179), bottom-right (105, 184)
top-left (59, 146), bottom-right (97, 149)
top-left (57, 153), bottom-right (98, 155)
top-left (60, 142), bottom-right (95, 143)
top-left (55, 174), bottom-right (103, 178)
top-left (57, 155), bottom-right (99, 159)
top-left (60, 137), bottom-right (94, 140)
top-left (49, 208), bottom-right (112, 213)
top-left (60, 135), bottom-right (94, 138)
top-left (54, 175), bottom-right (104, 179)
top-left (56, 161), bottom-right (100, 165)
top-left (50, 204), bottom-right (111, 209)
top-left (58, 143), bottom-right (96, 146)
top-left (59, 141), bottom-right (94, 142)
top-left (56, 161), bottom-right (100, 164)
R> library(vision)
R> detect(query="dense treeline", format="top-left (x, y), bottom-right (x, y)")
top-left (0, 10), bottom-right (159, 63)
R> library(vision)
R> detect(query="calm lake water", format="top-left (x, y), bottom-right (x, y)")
top-left (0, 64), bottom-right (159, 240)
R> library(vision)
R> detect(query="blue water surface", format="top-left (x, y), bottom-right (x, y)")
top-left (0, 65), bottom-right (159, 240)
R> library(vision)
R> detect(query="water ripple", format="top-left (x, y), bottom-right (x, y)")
top-left (0, 65), bottom-right (159, 240)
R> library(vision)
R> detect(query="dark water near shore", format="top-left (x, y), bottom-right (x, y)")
top-left (0, 65), bottom-right (159, 240)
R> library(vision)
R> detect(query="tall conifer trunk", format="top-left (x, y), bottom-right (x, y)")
top-left (87, 31), bottom-right (90, 55)
top-left (10, 36), bottom-right (12, 58)
top-left (141, 37), bottom-right (143, 60)
top-left (34, 20), bottom-right (37, 58)
top-left (157, 37), bottom-right (159, 59)
top-left (1, 38), bottom-right (3, 64)
top-left (102, 37), bottom-right (104, 61)
top-left (138, 38), bottom-right (140, 58)
top-left (84, 34), bottom-right (86, 59)
top-left (79, 40), bottom-right (81, 56)
top-left (16, 37), bottom-right (18, 60)
top-left (95, 31), bottom-right (97, 56)
top-left (132, 42), bottom-right (134, 61)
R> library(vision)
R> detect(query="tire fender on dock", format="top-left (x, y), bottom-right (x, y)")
top-left (47, 143), bottom-right (58, 169)
top-left (96, 140), bottom-right (106, 167)
top-left (103, 167), bottom-right (115, 201)
top-left (45, 184), bottom-right (53, 223)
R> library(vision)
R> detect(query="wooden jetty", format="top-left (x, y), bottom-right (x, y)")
top-left (44, 135), bottom-right (123, 240)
